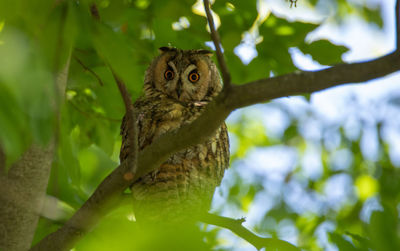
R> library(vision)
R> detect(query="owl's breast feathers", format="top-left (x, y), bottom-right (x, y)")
top-left (120, 95), bottom-right (229, 222)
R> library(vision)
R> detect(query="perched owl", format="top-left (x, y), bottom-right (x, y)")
top-left (120, 47), bottom-right (229, 223)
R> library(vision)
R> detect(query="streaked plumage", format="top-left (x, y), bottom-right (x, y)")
top-left (120, 47), bottom-right (229, 223)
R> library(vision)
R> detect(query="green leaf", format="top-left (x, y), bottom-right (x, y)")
top-left (329, 233), bottom-right (358, 251)
top-left (152, 18), bottom-right (177, 47)
top-left (215, 0), bottom-right (258, 52)
top-left (369, 209), bottom-right (400, 251)
top-left (0, 25), bottom-right (57, 163)
top-left (263, 238), bottom-right (301, 251)
top-left (92, 23), bottom-right (143, 98)
top-left (299, 39), bottom-right (349, 65)
top-left (361, 6), bottom-right (383, 28)
top-left (257, 14), bottom-right (319, 75)
top-left (345, 231), bottom-right (371, 250)
top-left (78, 144), bottom-right (117, 194)
top-left (0, 83), bottom-right (30, 166)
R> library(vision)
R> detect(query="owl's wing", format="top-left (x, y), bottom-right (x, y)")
top-left (119, 100), bottom-right (141, 165)
top-left (220, 122), bottom-right (230, 171)
top-left (119, 113), bottom-right (130, 164)
top-left (119, 97), bottom-right (156, 165)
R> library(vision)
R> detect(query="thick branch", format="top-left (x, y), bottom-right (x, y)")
top-left (30, 161), bottom-right (132, 251)
top-left (30, 49), bottom-right (400, 251)
top-left (30, 94), bottom-right (231, 251)
top-left (30, 3), bottom-right (400, 249)
top-left (227, 52), bottom-right (400, 109)
top-left (203, 0), bottom-right (231, 88)
top-left (0, 144), bottom-right (56, 251)
top-left (200, 213), bottom-right (299, 251)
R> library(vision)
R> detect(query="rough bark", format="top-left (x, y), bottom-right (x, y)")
top-left (0, 144), bottom-right (55, 251)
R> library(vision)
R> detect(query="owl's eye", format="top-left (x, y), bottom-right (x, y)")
top-left (164, 69), bottom-right (174, 80)
top-left (188, 71), bottom-right (200, 83)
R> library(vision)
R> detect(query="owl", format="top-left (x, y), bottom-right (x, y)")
top-left (119, 47), bottom-right (229, 224)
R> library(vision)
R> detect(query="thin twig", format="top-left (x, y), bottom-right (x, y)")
top-left (396, 0), bottom-right (399, 50)
top-left (203, 0), bottom-right (231, 88)
top-left (74, 56), bottom-right (104, 86)
top-left (200, 213), bottom-right (299, 251)
top-left (30, 50), bottom-right (400, 251)
top-left (68, 100), bottom-right (121, 122)
top-left (89, 1), bottom-right (138, 177)
top-left (110, 69), bottom-right (138, 177)
top-left (30, 3), bottom-right (400, 250)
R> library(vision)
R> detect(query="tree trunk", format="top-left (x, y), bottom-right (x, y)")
top-left (0, 144), bottom-right (55, 251)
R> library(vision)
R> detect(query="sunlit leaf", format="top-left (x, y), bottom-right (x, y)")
top-left (355, 175), bottom-right (378, 201)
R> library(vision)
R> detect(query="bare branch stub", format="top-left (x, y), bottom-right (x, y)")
top-left (203, 0), bottom-right (231, 89)
top-left (90, 3), bottom-right (100, 20)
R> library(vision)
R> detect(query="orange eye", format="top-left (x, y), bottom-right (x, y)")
top-left (164, 69), bottom-right (174, 80)
top-left (188, 72), bottom-right (200, 83)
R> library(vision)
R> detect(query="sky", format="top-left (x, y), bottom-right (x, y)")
top-left (213, 0), bottom-right (400, 250)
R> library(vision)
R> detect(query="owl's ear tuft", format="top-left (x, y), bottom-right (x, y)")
top-left (158, 46), bottom-right (176, 54)
top-left (197, 49), bottom-right (213, 57)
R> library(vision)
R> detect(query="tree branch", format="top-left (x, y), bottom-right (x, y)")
top-left (30, 49), bottom-right (400, 251)
top-left (30, 3), bottom-right (400, 250)
top-left (90, 1), bottom-right (138, 177)
top-left (203, 0), bottom-right (231, 88)
top-left (68, 100), bottom-right (121, 122)
top-left (29, 160), bottom-right (132, 251)
top-left (74, 55), bottom-right (104, 86)
top-left (110, 65), bottom-right (138, 178)
top-left (200, 213), bottom-right (299, 251)
top-left (227, 52), bottom-right (400, 109)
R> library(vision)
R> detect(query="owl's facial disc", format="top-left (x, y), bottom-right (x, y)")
top-left (149, 49), bottom-right (219, 103)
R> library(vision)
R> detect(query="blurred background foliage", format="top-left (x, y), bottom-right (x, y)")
top-left (0, 0), bottom-right (398, 250)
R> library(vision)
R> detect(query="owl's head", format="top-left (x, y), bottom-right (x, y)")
top-left (143, 47), bottom-right (222, 103)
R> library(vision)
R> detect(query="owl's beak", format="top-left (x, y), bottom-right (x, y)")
top-left (176, 81), bottom-right (182, 98)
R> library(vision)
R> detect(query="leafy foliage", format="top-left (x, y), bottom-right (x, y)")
top-left (0, 0), bottom-right (396, 250)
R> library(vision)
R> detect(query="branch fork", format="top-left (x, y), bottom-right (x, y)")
top-left (30, 1), bottom-right (400, 250)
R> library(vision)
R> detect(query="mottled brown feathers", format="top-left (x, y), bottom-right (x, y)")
top-left (120, 48), bottom-right (229, 223)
